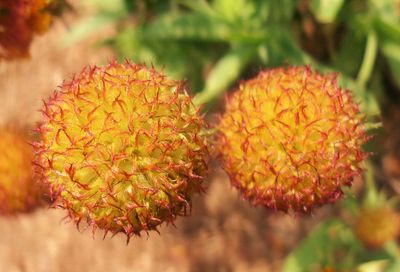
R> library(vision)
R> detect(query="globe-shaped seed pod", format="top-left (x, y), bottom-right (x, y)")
top-left (217, 66), bottom-right (367, 213)
top-left (33, 60), bottom-right (210, 239)
top-left (0, 127), bottom-right (44, 214)
top-left (354, 206), bottom-right (400, 248)
top-left (0, 0), bottom-right (57, 59)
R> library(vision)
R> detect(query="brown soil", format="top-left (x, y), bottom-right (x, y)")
top-left (0, 166), bottom-right (331, 272)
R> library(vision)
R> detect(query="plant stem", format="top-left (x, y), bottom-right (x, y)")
top-left (365, 160), bottom-right (379, 206)
top-left (356, 31), bottom-right (378, 89)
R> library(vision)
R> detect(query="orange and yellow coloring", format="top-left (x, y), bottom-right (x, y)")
top-left (33, 61), bottom-right (210, 240)
top-left (218, 66), bottom-right (367, 213)
top-left (0, 0), bottom-right (54, 60)
top-left (0, 127), bottom-right (44, 214)
top-left (354, 206), bottom-right (400, 248)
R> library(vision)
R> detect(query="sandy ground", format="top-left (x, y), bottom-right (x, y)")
top-left (0, 168), bottom-right (306, 272)
top-left (0, 4), bottom-right (331, 272)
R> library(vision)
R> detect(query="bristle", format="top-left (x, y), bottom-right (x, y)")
top-left (33, 60), bottom-right (210, 240)
top-left (217, 66), bottom-right (368, 213)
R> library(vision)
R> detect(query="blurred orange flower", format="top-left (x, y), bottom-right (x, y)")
top-left (0, 0), bottom-right (54, 60)
top-left (0, 127), bottom-right (45, 214)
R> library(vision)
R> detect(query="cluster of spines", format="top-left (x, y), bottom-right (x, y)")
top-left (33, 60), bottom-right (209, 240)
top-left (218, 66), bottom-right (367, 213)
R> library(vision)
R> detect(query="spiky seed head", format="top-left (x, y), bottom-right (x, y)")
top-left (217, 66), bottom-right (367, 213)
top-left (354, 206), bottom-right (400, 248)
top-left (0, 127), bottom-right (44, 214)
top-left (33, 60), bottom-right (210, 239)
top-left (0, 0), bottom-right (56, 59)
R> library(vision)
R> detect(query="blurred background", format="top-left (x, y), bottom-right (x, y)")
top-left (1, 0), bottom-right (400, 271)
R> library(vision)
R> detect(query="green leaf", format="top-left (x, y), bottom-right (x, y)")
top-left (114, 29), bottom-right (156, 62)
top-left (114, 28), bottom-right (220, 90)
top-left (269, 29), bottom-right (312, 65)
top-left (370, 0), bottom-right (399, 23)
top-left (177, 0), bottom-right (217, 18)
top-left (212, 0), bottom-right (257, 22)
top-left (375, 19), bottom-right (400, 43)
top-left (282, 220), bottom-right (350, 272)
top-left (266, 0), bottom-right (296, 23)
top-left (382, 40), bottom-right (400, 63)
top-left (139, 13), bottom-right (232, 42)
top-left (193, 45), bottom-right (256, 105)
top-left (311, 0), bottom-right (345, 23)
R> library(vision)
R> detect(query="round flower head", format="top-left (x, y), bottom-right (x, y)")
top-left (218, 66), bottom-right (367, 213)
top-left (354, 206), bottom-right (400, 248)
top-left (0, 127), bottom-right (44, 214)
top-left (0, 0), bottom-right (57, 59)
top-left (33, 61), bottom-right (209, 239)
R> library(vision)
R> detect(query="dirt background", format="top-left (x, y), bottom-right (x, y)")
top-left (0, 3), bottom-right (361, 272)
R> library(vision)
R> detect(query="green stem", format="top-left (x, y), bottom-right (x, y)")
top-left (356, 31), bottom-right (378, 89)
top-left (365, 160), bottom-right (378, 207)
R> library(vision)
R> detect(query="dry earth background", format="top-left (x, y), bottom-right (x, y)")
top-left (0, 3), bottom-right (334, 272)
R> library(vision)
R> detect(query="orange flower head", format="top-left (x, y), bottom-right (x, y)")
top-left (33, 61), bottom-right (210, 240)
top-left (0, 0), bottom-right (57, 60)
top-left (218, 66), bottom-right (367, 213)
top-left (354, 206), bottom-right (400, 248)
top-left (0, 127), bottom-right (45, 214)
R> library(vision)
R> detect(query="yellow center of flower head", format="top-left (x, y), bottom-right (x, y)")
top-left (34, 61), bottom-right (209, 239)
top-left (0, 128), bottom-right (41, 214)
top-left (218, 66), bottom-right (367, 213)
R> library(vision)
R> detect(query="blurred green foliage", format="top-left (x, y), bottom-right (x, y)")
top-left (67, 0), bottom-right (400, 271)
top-left (69, 0), bottom-right (399, 116)
top-left (283, 218), bottom-right (400, 272)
